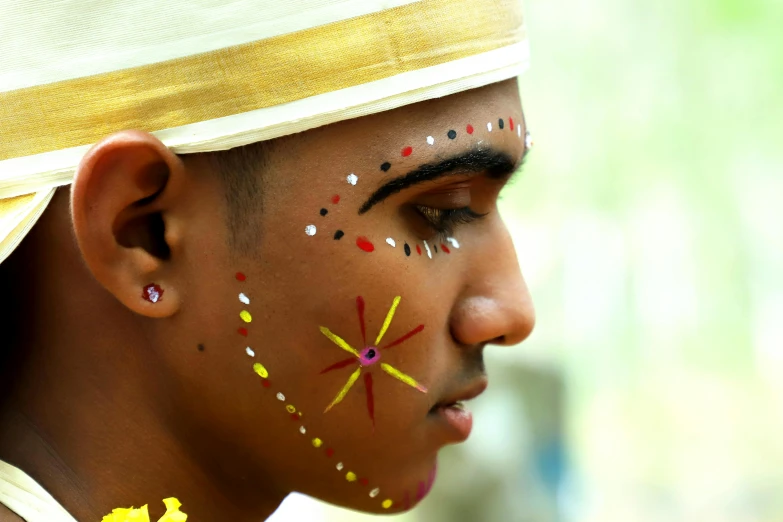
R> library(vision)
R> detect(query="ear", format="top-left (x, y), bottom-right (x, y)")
top-left (71, 130), bottom-right (186, 318)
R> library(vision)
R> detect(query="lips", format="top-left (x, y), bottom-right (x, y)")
top-left (428, 378), bottom-right (488, 442)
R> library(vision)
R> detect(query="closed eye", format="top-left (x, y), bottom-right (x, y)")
top-left (414, 205), bottom-right (487, 239)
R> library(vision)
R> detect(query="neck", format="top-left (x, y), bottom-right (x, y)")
top-left (0, 195), bottom-right (282, 522)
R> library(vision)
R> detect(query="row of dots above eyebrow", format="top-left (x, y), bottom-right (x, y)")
top-left (378, 117), bottom-right (522, 172)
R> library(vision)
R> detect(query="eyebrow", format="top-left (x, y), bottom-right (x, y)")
top-left (358, 147), bottom-right (523, 215)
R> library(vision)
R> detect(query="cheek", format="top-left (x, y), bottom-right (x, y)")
top-left (225, 264), bottom-right (445, 512)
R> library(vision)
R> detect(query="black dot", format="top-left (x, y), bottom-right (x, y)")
top-left (320, 208), bottom-right (328, 216)
top-left (380, 162), bottom-right (391, 172)
top-left (197, 343), bottom-right (205, 352)
top-left (404, 243), bottom-right (411, 256)
top-left (367, 349), bottom-right (376, 359)
top-left (447, 130), bottom-right (457, 139)
top-left (498, 118), bottom-right (504, 129)
top-left (334, 230), bottom-right (345, 240)
top-left (433, 244), bottom-right (438, 253)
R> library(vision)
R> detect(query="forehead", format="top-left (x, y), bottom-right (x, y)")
top-left (269, 79), bottom-right (524, 177)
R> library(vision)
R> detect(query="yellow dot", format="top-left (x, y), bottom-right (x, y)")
top-left (298, 412), bottom-right (303, 417)
top-left (382, 499), bottom-right (393, 509)
top-left (240, 310), bottom-right (252, 323)
top-left (312, 438), bottom-right (323, 448)
top-left (345, 472), bottom-right (357, 482)
top-left (252, 363), bottom-right (268, 378)
top-left (286, 405), bottom-right (296, 414)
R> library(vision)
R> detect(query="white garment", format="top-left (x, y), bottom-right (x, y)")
top-left (0, 459), bottom-right (77, 522)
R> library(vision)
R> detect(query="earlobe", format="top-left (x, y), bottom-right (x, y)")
top-left (71, 130), bottom-right (185, 318)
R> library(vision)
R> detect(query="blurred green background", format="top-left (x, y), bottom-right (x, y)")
top-left (271, 0), bottom-right (783, 519)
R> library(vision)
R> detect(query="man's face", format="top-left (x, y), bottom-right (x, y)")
top-left (166, 79), bottom-right (534, 513)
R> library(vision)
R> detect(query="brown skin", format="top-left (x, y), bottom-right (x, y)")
top-left (0, 79), bottom-right (534, 522)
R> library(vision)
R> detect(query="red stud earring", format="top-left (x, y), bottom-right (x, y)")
top-left (142, 283), bottom-right (164, 303)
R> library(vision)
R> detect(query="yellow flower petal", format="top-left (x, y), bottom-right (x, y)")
top-left (159, 497), bottom-right (188, 522)
top-left (102, 505), bottom-right (150, 522)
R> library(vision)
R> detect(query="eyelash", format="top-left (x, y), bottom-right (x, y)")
top-left (414, 205), bottom-right (487, 238)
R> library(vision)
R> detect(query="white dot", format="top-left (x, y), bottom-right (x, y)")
top-left (517, 125), bottom-right (522, 137)
top-left (369, 488), bottom-right (380, 498)
top-left (239, 292), bottom-right (250, 305)
top-left (245, 347), bottom-right (255, 357)
top-left (276, 392), bottom-right (285, 401)
top-left (305, 225), bottom-right (317, 236)
top-left (426, 136), bottom-right (435, 145)
top-left (386, 238), bottom-right (396, 248)
top-left (336, 462), bottom-right (344, 471)
top-left (423, 240), bottom-right (432, 259)
top-left (447, 237), bottom-right (461, 249)
top-left (487, 122), bottom-right (493, 132)
top-left (299, 426), bottom-right (306, 434)
top-left (347, 173), bottom-right (358, 185)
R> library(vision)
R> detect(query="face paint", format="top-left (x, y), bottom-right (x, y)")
top-left (423, 241), bottom-right (432, 259)
top-left (235, 275), bottom-right (397, 510)
top-left (356, 237), bottom-right (375, 253)
top-left (142, 283), bottom-right (163, 303)
top-left (319, 296), bottom-right (427, 423)
top-left (197, 343), bottom-right (205, 352)
top-left (300, 113), bottom-right (526, 261)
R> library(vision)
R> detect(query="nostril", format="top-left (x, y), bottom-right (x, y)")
top-left (490, 335), bottom-right (506, 345)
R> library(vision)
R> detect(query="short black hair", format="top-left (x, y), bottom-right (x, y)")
top-left (201, 140), bottom-right (271, 254)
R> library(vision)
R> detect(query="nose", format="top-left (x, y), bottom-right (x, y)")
top-left (450, 226), bottom-right (535, 348)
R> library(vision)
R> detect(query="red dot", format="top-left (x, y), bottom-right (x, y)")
top-left (235, 272), bottom-right (246, 281)
top-left (325, 448), bottom-right (335, 457)
top-left (356, 236), bottom-right (375, 253)
top-left (359, 478), bottom-right (370, 486)
top-left (291, 413), bottom-right (300, 421)
top-left (441, 244), bottom-right (451, 254)
top-left (401, 146), bottom-right (413, 157)
top-left (238, 327), bottom-right (248, 336)
top-left (331, 194), bottom-right (340, 204)
top-left (466, 124), bottom-right (474, 134)
top-left (416, 245), bottom-right (422, 256)
top-left (509, 117), bottom-right (514, 130)
top-left (262, 380), bottom-right (271, 388)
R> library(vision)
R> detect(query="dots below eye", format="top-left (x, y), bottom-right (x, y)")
top-left (447, 129), bottom-right (457, 139)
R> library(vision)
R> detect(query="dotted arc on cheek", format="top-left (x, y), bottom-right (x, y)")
top-left (234, 273), bottom-right (397, 510)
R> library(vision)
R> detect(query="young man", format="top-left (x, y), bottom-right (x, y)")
top-left (0, 0), bottom-right (535, 520)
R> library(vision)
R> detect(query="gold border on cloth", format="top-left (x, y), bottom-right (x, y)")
top-left (0, 0), bottom-right (524, 161)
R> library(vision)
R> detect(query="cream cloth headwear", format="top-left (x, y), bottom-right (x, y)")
top-left (0, 0), bottom-right (529, 264)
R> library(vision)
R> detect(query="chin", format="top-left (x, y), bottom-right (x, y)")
top-left (312, 457), bottom-right (439, 515)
